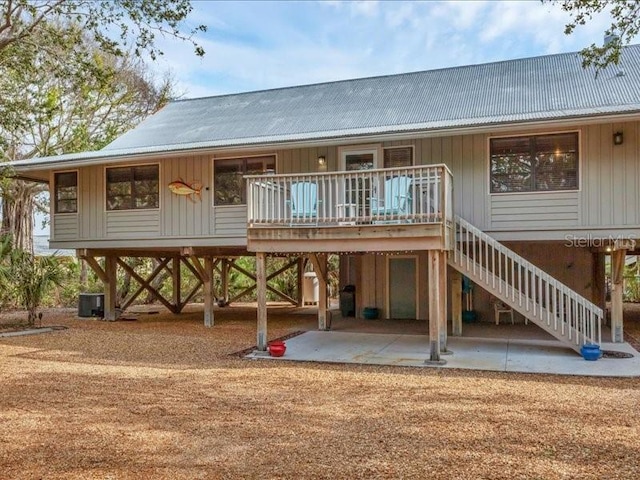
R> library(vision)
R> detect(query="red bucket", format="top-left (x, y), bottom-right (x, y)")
top-left (268, 341), bottom-right (286, 357)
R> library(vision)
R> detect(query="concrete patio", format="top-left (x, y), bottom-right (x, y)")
top-left (247, 329), bottom-right (640, 377)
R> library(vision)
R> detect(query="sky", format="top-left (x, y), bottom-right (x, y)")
top-left (152, 0), bottom-right (613, 99)
top-left (36, 0), bottom-right (614, 235)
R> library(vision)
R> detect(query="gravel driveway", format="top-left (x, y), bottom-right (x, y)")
top-left (1, 304), bottom-right (639, 479)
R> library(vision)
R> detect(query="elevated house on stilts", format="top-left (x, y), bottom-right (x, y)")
top-left (10, 46), bottom-right (640, 363)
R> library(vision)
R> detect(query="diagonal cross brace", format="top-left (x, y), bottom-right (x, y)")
top-left (118, 257), bottom-right (175, 312)
top-left (228, 257), bottom-right (299, 305)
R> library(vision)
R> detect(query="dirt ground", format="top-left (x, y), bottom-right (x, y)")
top-left (1, 304), bottom-right (639, 480)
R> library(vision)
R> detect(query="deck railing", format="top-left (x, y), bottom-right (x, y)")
top-left (246, 165), bottom-right (453, 228)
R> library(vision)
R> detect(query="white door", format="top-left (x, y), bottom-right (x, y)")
top-left (388, 257), bottom-right (417, 319)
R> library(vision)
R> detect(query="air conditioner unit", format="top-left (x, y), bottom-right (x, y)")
top-left (78, 293), bottom-right (105, 318)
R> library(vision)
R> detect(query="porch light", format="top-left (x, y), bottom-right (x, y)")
top-left (317, 155), bottom-right (327, 171)
top-left (613, 131), bottom-right (623, 145)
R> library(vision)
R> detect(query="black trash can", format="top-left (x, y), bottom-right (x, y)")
top-left (340, 285), bottom-right (356, 317)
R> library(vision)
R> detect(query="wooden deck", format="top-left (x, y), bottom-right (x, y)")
top-left (247, 223), bottom-right (449, 253)
top-left (246, 164), bottom-right (453, 254)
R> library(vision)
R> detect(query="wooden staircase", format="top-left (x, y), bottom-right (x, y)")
top-left (449, 216), bottom-right (602, 353)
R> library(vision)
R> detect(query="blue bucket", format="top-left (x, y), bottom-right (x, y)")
top-left (580, 343), bottom-right (601, 361)
top-left (462, 310), bottom-right (477, 323)
top-left (362, 307), bottom-right (379, 320)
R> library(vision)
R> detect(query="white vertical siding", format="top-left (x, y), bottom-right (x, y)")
top-left (162, 154), bottom-right (211, 237)
top-left (79, 164), bottom-right (104, 239)
top-left (581, 120), bottom-right (640, 227)
top-left (413, 134), bottom-right (489, 229)
top-left (53, 119), bottom-right (640, 246)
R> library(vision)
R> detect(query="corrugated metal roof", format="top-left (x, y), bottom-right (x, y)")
top-left (12, 45), bottom-right (640, 168)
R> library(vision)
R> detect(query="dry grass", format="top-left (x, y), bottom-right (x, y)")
top-left (0, 304), bottom-right (639, 479)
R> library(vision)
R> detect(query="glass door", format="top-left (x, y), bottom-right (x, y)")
top-left (341, 148), bottom-right (379, 220)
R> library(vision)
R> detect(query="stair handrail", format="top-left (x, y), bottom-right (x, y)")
top-left (452, 215), bottom-right (602, 346)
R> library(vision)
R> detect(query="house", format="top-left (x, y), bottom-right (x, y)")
top-left (10, 45), bottom-right (640, 362)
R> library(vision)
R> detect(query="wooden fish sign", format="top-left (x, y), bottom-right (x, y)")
top-left (168, 179), bottom-right (202, 203)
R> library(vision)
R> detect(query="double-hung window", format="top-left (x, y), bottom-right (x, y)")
top-left (54, 171), bottom-right (78, 213)
top-left (214, 155), bottom-right (276, 206)
top-left (106, 165), bottom-right (159, 210)
top-left (490, 133), bottom-right (579, 193)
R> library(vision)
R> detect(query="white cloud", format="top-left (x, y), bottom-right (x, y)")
top-left (385, 2), bottom-right (414, 29)
top-left (148, 0), bottom-right (620, 100)
top-left (432, 0), bottom-right (490, 30)
top-left (351, 1), bottom-right (380, 18)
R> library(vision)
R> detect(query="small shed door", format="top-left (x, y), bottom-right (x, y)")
top-left (388, 257), bottom-right (417, 319)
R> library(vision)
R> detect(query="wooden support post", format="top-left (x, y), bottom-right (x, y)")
top-left (256, 252), bottom-right (268, 351)
top-left (310, 253), bottom-right (329, 330)
top-left (79, 259), bottom-right (88, 291)
top-left (611, 249), bottom-right (626, 343)
top-left (172, 256), bottom-right (182, 312)
top-left (439, 252), bottom-right (448, 352)
top-left (427, 250), bottom-right (442, 363)
top-left (451, 269), bottom-right (462, 336)
top-left (104, 256), bottom-right (117, 321)
top-left (297, 256), bottom-right (305, 307)
top-left (221, 258), bottom-right (230, 305)
top-left (593, 252), bottom-right (606, 322)
top-left (204, 256), bottom-right (215, 328)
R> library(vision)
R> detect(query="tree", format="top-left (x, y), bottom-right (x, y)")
top-left (551, 0), bottom-right (640, 70)
top-left (8, 250), bottom-right (64, 326)
top-left (0, 0), bottom-right (206, 58)
top-left (0, 234), bottom-right (63, 325)
top-left (0, 1), bottom-right (204, 251)
top-left (0, 21), bottom-right (177, 250)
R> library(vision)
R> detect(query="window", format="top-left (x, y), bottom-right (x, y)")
top-left (54, 171), bottom-right (78, 213)
top-left (345, 152), bottom-right (375, 171)
top-left (106, 165), bottom-right (159, 210)
top-left (490, 133), bottom-right (579, 193)
top-left (214, 155), bottom-right (275, 205)
top-left (383, 146), bottom-right (413, 168)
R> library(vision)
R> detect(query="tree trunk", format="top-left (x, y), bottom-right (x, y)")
top-left (1, 181), bottom-right (39, 253)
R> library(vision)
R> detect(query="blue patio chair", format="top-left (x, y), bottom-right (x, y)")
top-left (288, 181), bottom-right (320, 223)
top-left (371, 176), bottom-right (412, 220)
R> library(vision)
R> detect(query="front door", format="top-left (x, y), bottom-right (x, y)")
top-left (388, 257), bottom-right (417, 319)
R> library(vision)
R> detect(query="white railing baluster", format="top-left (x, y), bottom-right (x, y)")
top-left (466, 227), bottom-right (471, 271)
top-left (511, 256), bottom-right (515, 302)
top-left (484, 237), bottom-right (489, 284)
top-left (491, 248), bottom-right (502, 293)
top-left (552, 279), bottom-right (558, 331)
